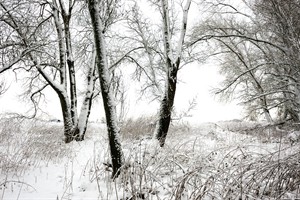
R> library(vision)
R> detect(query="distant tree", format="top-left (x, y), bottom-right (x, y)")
top-left (253, 0), bottom-right (300, 122)
top-left (87, 0), bottom-right (124, 178)
top-left (189, 0), bottom-right (300, 123)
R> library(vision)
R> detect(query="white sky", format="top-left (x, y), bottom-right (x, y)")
top-left (175, 63), bottom-right (242, 123)
top-left (0, 62), bottom-right (242, 124)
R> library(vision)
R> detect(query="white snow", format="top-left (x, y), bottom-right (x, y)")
top-left (1, 118), bottom-right (299, 199)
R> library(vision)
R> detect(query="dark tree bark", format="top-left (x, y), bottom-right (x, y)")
top-left (154, 0), bottom-right (191, 147)
top-left (52, 0), bottom-right (94, 143)
top-left (155, 61), bottom-right (179, 147)
top-left (58, 0), bottom-right (78, 125)
top-left (87, 0), bottom-right (124, 178)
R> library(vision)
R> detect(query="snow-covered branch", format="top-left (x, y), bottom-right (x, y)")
top-left (175, 0), bottom-right (192, 61)
top-left (36, 64), bottom-right (64, 93)
top-left (189, 34), bottom-right (286, 53)
top-left (160, 0), bottom-right (173, 62)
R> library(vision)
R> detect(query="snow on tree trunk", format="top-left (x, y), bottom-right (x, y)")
top-left (37, 64), bottom-right (75, 143)
top-left (38, 64), bottom-right (75, 143)
top-left (87, 0), bottom-right (124, 178)
top-left (68, 61), bottom-right (78, 125)
top-left (52, 0), bottom-right (67, 88)
top-left (59, 0), bottom-right (78, 125)
top-left (54, 0), bottom-right (95, 142)
top-left (154, 0), bottom-right (191, 147)
top-left (155, 62), bottom-right (178, 147)
top-left (58, 92), bottom-right (75, 143)
top-left (74, 57), bottom-right (97, 141)
top-left (260, 98), bottom-right (273, 123)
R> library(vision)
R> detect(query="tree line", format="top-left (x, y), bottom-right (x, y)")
top-left (1, 0), bottom-right (299, 178)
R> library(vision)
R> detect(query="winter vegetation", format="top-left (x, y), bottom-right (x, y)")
top-left (0, 117), bottom-right (299, 199)
top-left (1, 0), bottom-right (300, 199)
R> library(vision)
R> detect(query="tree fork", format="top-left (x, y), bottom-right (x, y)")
top-left (154, 0), bottom-right (191, 147)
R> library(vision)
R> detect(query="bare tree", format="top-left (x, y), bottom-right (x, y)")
top-left (124, 3), bottom-right (165, 100)
top-left (188, 0), bottom-right (300, 123)
top-left (154, 0), bottom-right (192, 147)
top-left (0, 0), bottom-right (97, 142)
top-left (253, 0), bottom-right (300, 122)
top-left (116, 0), bottom-right (194, 146)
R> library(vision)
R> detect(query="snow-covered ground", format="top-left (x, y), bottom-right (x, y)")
top-left (0, 118), bottom-right (299, 200)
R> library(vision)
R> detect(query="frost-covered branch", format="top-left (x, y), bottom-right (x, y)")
top-left (189, 34), bottom-right (286, 53)
top-left (175, 0), bottom-right (191, 61)
top-left (161, 0), bottom-right (173, 62)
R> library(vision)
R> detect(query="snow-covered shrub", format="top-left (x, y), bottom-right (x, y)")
top-left (173, 146), bottom-right (300, 199)
top-left (120, 116), bottom-right (157, 139)
top-left (86, 135), bottom-right (195, 199)
top-left (216, 120), bottom-right (296, 143)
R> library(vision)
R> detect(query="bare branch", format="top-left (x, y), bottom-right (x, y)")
top-left (189, 34), bottom-right (286, 53)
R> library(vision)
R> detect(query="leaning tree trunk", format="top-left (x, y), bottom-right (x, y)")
top-left (154, 0), bottom-right (191, 147)
top-left (87, 0), bottom-right (124, 179)
top-left (260, 97), bottom-right (273, 123)
top-left (155, 61), bottom-right (178, 147)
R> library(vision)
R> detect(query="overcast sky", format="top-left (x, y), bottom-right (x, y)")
top-left (0, 61), bottom-right (242, 124)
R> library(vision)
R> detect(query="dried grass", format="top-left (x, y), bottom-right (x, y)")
top-left (0, 117), bottom-right (71, 176)
top-left (120, 116), bottom-right (156, 140)
top-left (120, 115), bottom-right (191, 140)
top-left (173, 145), bottom-right (300, 199)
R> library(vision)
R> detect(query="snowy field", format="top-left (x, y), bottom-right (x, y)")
top-left (0, 117), bottom-right (299, 200)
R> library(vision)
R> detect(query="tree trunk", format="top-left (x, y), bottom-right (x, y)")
top-left (74, 59), bottom-right (97, 141)
top-left (68, 59), bottom-right (78, 124)
top-left (52, 0), bottom-right (75, 142)
top-left (155, 62), bottom-right (178, 147)
top-left (36, 63), bottom-right (75, 143)
top-left (154, 0), bottom-right (191, 147)
top-left (58, 93), bottom-right (75, 143)
top-left (64, 14), bottom-right (78, 125)
top-left (87, 0), bottom-right (124, 178)
top-left (260, 98), bottom-right (273, 123)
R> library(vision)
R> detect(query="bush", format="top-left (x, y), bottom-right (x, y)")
top-left (120, 116), bottom-right (156, 139)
